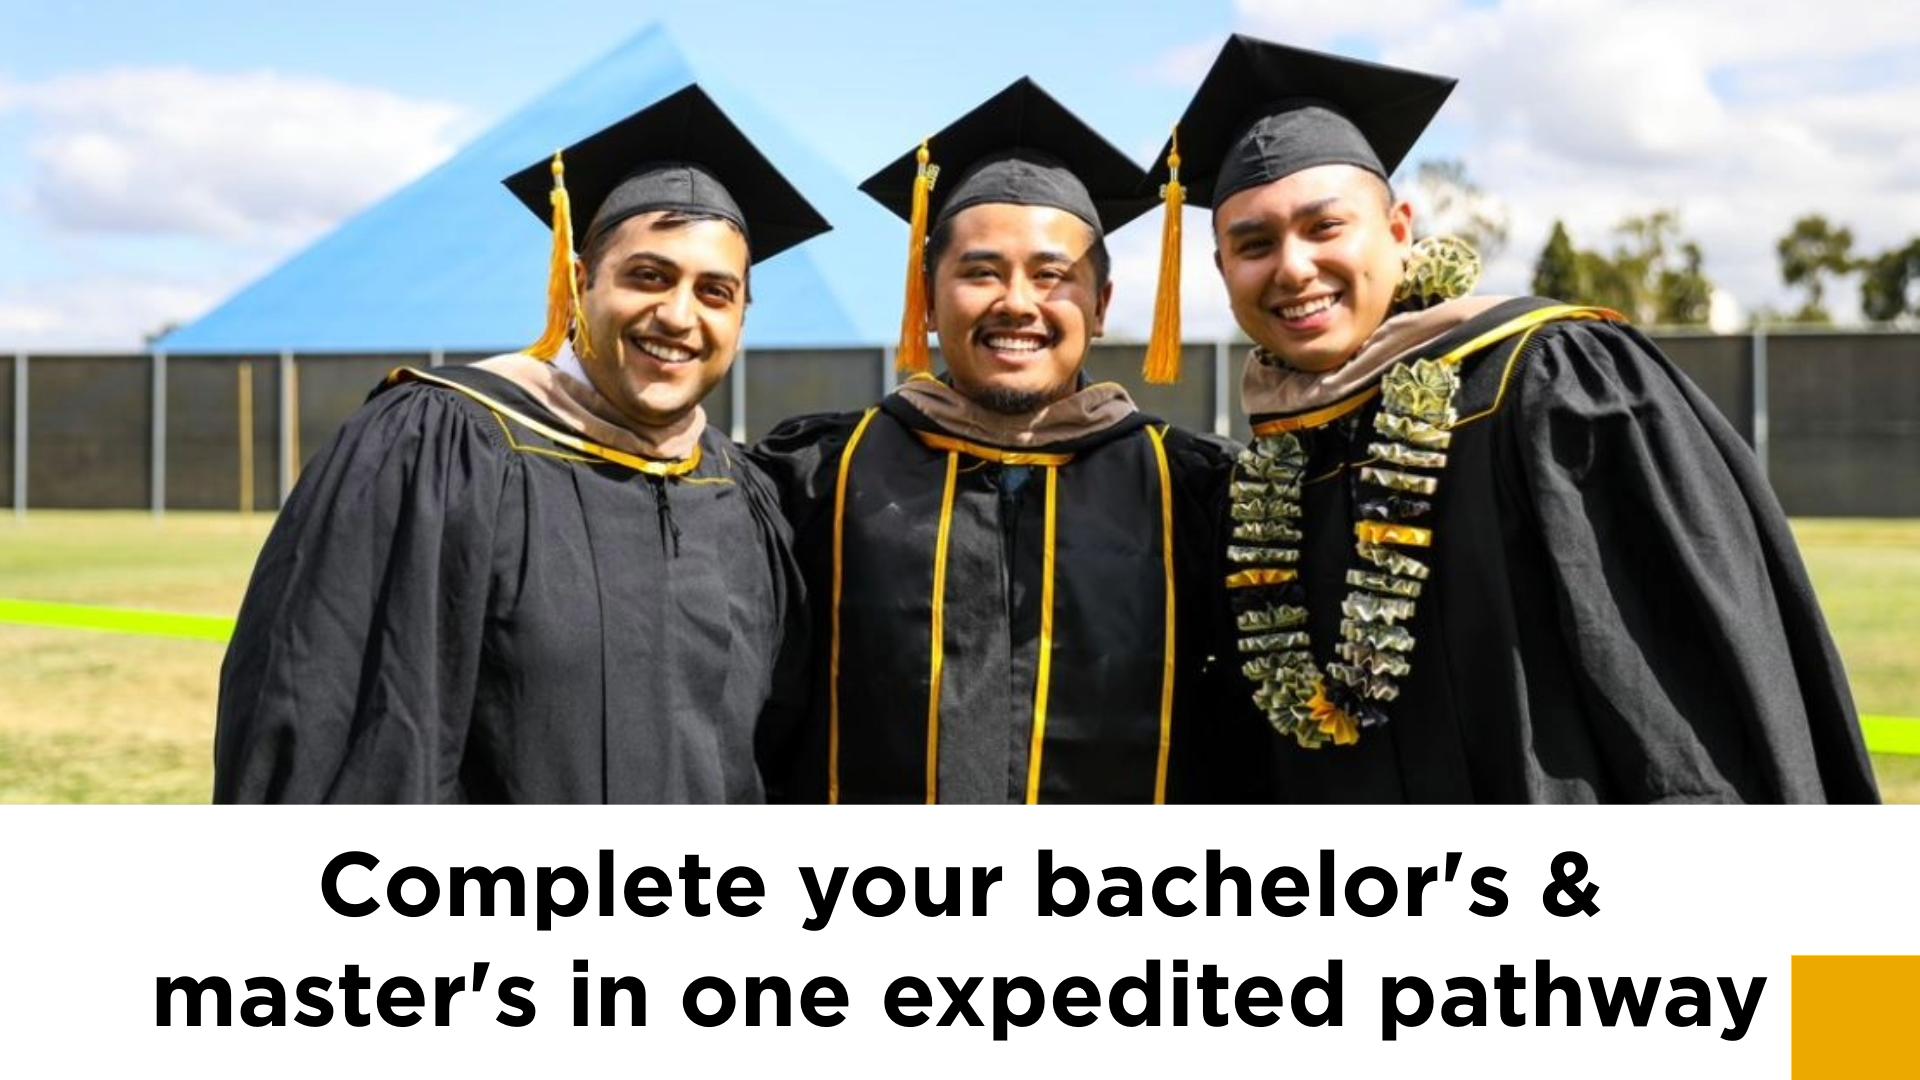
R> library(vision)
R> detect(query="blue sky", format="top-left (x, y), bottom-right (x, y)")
top-left (4, 0), bottom-right (1917, 348)
top-left (1, 0), bottom-right (1234, 154)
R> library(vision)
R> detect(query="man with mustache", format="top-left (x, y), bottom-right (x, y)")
top-left (1160, 36), bottom-right (1875, 801)
top-left (754, 80), bottom-right (1273, 803)
top-left (215, 86), bottom-right (822, 802)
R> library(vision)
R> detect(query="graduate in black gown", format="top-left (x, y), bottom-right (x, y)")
top-left (1147, 36), bottom-right (1877, 802)
top-left (214, 86), bottom-right (826, 803)
top-left (753, 80), bottom-right (1275, 804)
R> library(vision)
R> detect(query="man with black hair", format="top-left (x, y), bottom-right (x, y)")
top-left (1158, 36), bottom-right (1876, 802)
top-left (215, 86), bottom-right (825, 803)
top-left (753, 78), bottom-right (1274, 804)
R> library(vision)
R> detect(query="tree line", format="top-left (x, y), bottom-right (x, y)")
top-left (1530, 210), bottom-right (1920, 328)
top-left (1770, 215), bottom-right (1920, 325)
top-left (1410, 159), bottom-right (1916, 327)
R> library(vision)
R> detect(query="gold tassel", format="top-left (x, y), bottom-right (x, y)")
top-left (896, 140), bottom-right (937, 374)
top-left (1142, 129), bottom-right (1185, 385)
top-left (526, 152), bottom-right (579, 363)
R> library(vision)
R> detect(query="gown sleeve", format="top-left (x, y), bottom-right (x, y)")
top-left (213, 382), bottom-right (509, 803)
top-left (731, 446), bottom-right (813, 798)
top-left (1162, 428), bottom-right (1284, 803)
top-left (1506, 320), bottom-right (1878, 802)
top-left (746, 411), bottom-right (864, 534)
top-left (744, 411), bottom-right (865, 802)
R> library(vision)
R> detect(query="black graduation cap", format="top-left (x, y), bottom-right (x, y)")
top-left (861, 78), bottom-right (1152, 373)
top-left (859, 77), bottom-right (1155, 238)
top-left (1146, 35), bottom-right (1456, 209)
top-left (502, 83), bottom-right (830, 266)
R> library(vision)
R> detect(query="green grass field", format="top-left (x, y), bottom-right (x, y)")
top-left (1, 511), bottom-right (1915, 803)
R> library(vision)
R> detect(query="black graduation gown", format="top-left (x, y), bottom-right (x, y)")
top-left (1243, 297), bottom-right (1877, 803)
top-left (751, 390), bottom-right (1275, 804)
top-left (214, 365), bottom-right (803, 803)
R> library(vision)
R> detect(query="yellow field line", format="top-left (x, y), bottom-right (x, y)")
top-left (1862, 716), bottom-right (1920, 757)
top-left (0, 599), bottom-right (235, 643)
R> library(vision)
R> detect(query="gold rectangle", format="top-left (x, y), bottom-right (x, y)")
top-left (1793, 955), bottom-right (1920, 1076)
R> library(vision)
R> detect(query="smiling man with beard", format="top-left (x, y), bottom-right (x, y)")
top-left (752, 80), bottom-right (1275, 804)
top-left (214, 86), bottom-right (825, 803)
top-left (1156, 37), bottom-right (1876, 802)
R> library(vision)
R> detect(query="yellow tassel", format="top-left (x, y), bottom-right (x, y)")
top-left (1142, 129), bottom-right (1185, 385)
top-left (896, 140), bottom-right (937, 374)
top-left (526, 152), bottom-right (580, 363)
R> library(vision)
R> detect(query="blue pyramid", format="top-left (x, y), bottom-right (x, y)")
top-left (162, 24), bottom-right (900, 353)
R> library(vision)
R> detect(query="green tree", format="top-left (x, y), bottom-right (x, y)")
top-left (1657, 241), bottom-right (1714, 326)
top-left (1576, 249), bottom-right (1638, 314)
top-left (1525, 211), bottom-right (1713, 325)
top-left (1604, 211), bottom-right (1713, 326)
top-left (1609, 211), bottom-right (1669, 322)
top-left (1532, 220), bottom-right (1582, 300)
top-left (1775, 214), bottom-right (1856, 323)
top-left (1860, 239), bottom-right (1920, 323)
top-left (1408, 158), bottom-right (1510, 263)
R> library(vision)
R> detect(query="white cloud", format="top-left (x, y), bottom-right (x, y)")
top-left (5, 67), bottom-right (467, 249)
top-left (1233, 0), bottom-right (1469, 53)
top-left (1235, 0), bottom-right (1920, 65)
top-left (0, 273), bottom-right (236, 350)
top-left (1396, 1), bottom-right (1920, 317)
top-left (1135, 41), bottom-right (1226, 87)
top-left (1147, 0), bottom-right (1920, 322)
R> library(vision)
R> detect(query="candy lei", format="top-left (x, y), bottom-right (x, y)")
top-left (1229, 356), bottom-right (1461, 748)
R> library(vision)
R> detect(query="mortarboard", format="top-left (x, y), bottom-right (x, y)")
top-left (1136, 36), bottom-right (1456, 382)
top-left (859, 77), bottom-right (1153, 374)
top-left (502, 83), bottom-right (831, 361)
top-left (1148, 35), bottom-right (1456, 210)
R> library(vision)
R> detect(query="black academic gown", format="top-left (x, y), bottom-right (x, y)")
top-left (214, 365), bottom-right (803, 803)
top-left (752, 389), bottom-right (1274, 804)
top-left (1243, 297), bottom-right (1877, 803)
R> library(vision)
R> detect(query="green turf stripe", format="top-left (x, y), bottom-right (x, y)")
top-left (5, 595), bottom-right (1920, 756)
top-left (0, 599), bottom-right (235, 642)
top-left (1863, 716), bottom-right (1920, 757)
